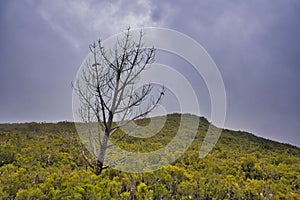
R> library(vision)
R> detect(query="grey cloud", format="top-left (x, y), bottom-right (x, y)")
top-left (149, 0), bottom-right (300, 146)
top-left (0, 0), bottom-right (299, 146)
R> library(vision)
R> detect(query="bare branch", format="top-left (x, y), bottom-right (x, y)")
top-left (73, 28), bottom-right (165, 174)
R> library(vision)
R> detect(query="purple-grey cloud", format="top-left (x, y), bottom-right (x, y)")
top-left (0, 0), bottom-right (299, 146)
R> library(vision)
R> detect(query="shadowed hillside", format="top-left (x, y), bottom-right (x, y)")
top-left (0, 114), bottom-right (299, 199)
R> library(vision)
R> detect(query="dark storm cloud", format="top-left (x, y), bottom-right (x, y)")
top-left (0, 0), bottom-right (299, 146)
top-left (152, 0), bottom-right (300, 145)
top-left (0, 1), bottom-right (83, 122)
top-left (0, 0), bottom-right (160, 122)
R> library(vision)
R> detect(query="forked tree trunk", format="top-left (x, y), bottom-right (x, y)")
top-left (73, 28), bottom-right (164, 175)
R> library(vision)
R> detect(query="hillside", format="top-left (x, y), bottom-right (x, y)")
top-left (0, 114), bottom-right (299, 199)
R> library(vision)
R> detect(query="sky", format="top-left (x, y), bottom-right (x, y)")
top-left (0, 0), bottom-right (299, 147)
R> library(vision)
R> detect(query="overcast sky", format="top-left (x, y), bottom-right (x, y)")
top-left (0, 0), bottom-right (299, 147)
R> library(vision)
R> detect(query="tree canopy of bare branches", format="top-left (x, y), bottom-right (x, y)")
top-left (72, 28), bottom-right (165, 175)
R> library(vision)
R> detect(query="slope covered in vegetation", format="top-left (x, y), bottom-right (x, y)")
top-left (0, 114), bottom-right (299, 199)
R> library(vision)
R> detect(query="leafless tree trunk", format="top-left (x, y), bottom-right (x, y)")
top-left (72, 28), bottom-right (165, 175)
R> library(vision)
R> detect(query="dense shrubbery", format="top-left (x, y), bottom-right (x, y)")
top-left (0, 114), bottom-right (299, 199)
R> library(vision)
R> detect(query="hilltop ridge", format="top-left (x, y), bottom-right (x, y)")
top-left (0, 113), bottom-right (299, 199)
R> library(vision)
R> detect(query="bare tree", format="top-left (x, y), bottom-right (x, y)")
top-left (72, 28), bottom-right (165, 175)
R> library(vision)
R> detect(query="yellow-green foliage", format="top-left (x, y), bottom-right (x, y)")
top-left (0, 114), bottom-right (299, 199)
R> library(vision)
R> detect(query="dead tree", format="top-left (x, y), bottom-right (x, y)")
top-left (72, 28), bottom-right (165, 175)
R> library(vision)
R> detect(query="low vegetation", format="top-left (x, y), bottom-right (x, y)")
top-left (0, 114), bottom-right (299, 199)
